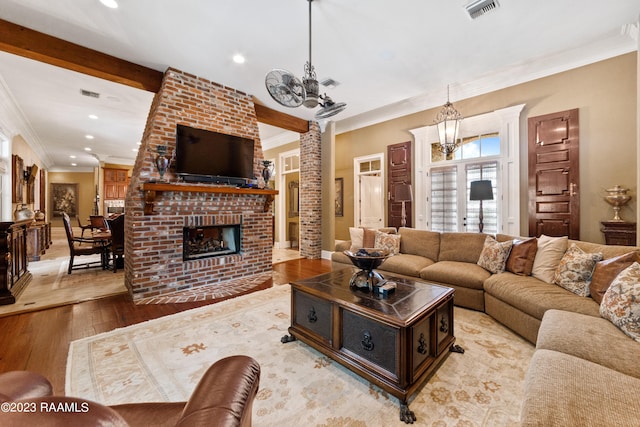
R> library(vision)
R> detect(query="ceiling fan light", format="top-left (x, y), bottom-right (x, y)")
top-left (302, 77), bottom-right (319, 108)
top-left (315, 96), bottom-right (347, 119)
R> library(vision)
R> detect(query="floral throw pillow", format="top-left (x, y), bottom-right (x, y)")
top-left (477, 236), bottom-right (513, 274)
top-left (552, 244), bottom-right (603, 297)
top-left (600, 262), bottom-right (640, 342)
top-left (374, 231), bottom-right (401, 255)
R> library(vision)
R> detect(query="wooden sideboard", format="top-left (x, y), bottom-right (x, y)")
top-left (0, 220), bottom-right (33, 305)
top-left (601, 221), bottom-right (637, 246)
top-left (27, 221), bottom-right (51, 262)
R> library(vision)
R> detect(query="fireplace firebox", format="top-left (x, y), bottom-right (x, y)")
top-left (183, 224), bottom-right (241, 261)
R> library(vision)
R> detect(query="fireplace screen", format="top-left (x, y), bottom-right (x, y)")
top-left (183, 224), bottom-right (241, 261)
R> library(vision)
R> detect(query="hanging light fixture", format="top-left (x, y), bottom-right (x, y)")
top-left (265, 0), bottom-right (346, 119)
top-left (434, 85), bottom-right (463, 156)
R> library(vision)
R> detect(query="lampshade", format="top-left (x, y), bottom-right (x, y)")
top-left (470, 180), bottom-right (493, 201)
top-left (395, 183), bottom-right (413, 202)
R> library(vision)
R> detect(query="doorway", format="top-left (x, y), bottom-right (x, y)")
top-left (354, 154), bottom-right (385, 229)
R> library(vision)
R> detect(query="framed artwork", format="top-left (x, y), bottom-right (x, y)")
top-left (335, 178), bottom-right (344, 217)
top-left (51, 183), bottom-right (78, 217)
top-left (288, 180), bottom-right (299, 218)
top-left (12, 154), bottom-right (24, 203)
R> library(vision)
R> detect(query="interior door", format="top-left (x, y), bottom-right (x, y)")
top-left (387, 141), bottom-right (412, 228)
top-left (359, 175), bottom-right (384, 228)
top-left (528, 108), bottom-right (580, 239)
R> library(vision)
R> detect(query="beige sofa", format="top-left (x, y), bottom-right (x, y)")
top-left (331, 227), bottom-right (640, 426)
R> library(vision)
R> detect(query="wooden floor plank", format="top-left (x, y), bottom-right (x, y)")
top-left (0, 258), bottom-right (332, 395)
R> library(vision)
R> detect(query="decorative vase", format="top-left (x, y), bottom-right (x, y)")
top-left (604, 185), bottom-right (631, 222)
top-left (14, 204), bottom-right (34, 221)
top-left (261, 160), bottom-right (274, 189)
top-left (154, 145), bottom-right (171, 182)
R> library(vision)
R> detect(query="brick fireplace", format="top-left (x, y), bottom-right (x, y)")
top-left (124, 68), bottom-right (280, 302)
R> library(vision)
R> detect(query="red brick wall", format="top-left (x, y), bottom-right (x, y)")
top-left (124, 68), bottom-right (272, 301)
top-left (300, 121), bottom-right (322, 259)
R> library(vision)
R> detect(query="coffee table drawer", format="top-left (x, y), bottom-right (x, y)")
top-left (341, 310), bottom-right (398, 376)
top-left (293, 290), bottom-right (333, 343)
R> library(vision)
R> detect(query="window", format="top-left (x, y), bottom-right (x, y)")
top-left (429, 162), bottom-right (498, 234)
top-left (430, 166), bottom-right (458, 232)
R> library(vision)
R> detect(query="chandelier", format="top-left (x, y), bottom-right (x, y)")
top-left (434, 85), bottom-right (463, 156)
top-left (265, 0), bottom-right (346, 119)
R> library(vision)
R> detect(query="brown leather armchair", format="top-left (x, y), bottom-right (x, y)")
top-left (0, 355), bottom-right (260, 427)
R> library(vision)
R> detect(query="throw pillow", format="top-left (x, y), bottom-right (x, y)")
top-left (552, 244), bottom-right (603, 297)
top-left (349, 227), bottom-right (364, 252)
top-left (477, 236), bottom-right (513, 274)
top-left (362, 228), bottom-right (377, 248)
top-left (531, 235), bottom-right (568, 283)
top-left (590, 251), bottom-right (640, 304)
top-left (505, 237), bottom-right (538, 276)
top-left (600, 262), bottom-right (640, 342)
top-left (374, 231), bottom-right (401, 255)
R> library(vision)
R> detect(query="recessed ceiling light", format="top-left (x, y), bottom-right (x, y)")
top-left (233, 54), bottom-right (245, 64)
top-left (84, 147), bottom-right (92, 152)
top-left (69, 155), bottom-right (77, 159)
top-left (131, 148), bottom-right (138, 152)
top-left (88, 114), bottom-right (98, 120)
top-left (71, 163), bottom-right (77, 166)
top-left (99, 0), bottom-right (118, 9)
top-left (85, 135), bottom-right (94, 139)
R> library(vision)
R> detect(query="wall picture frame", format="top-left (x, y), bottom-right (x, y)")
top-left (335, 177), bottom-right (344, 217)
top-left (51, 183), bottom-right (78, 217)
top-left (12, 154), bottom-right (24, 203)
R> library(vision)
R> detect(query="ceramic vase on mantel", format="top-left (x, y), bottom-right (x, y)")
top-left (604, 185), bottom-right (632, 221)
top-left (154, 145), bottom-right (171, 182)
top-left (261, 160), bottom-right (275, 189)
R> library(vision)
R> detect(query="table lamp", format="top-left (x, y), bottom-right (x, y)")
top-left (395, 183), bottom-right (413, 227)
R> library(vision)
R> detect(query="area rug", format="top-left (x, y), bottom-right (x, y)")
top-left (67, 285), bottom-right (534, 426)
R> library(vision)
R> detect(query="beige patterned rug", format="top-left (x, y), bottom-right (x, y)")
top-left (66, 285), bottom-right (534, 426)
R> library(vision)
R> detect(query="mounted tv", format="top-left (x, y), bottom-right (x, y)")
top-left (175, 124), bottom-right (255, 184)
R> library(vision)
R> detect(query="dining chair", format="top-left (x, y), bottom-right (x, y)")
top-left (76, 216), bottom-right (93, 238)
top-left (62, 213), bottom-right (105, 274)
top-left (90, 215), bottom-right (110, 232)
top-left (108, 214), bottom-right (125, 273)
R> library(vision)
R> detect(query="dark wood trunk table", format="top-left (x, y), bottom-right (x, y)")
top-left (282, 267), bottom-right (461, 423)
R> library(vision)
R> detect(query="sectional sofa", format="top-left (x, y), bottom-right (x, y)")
top-left (331, 227), bottom-right (640, 426)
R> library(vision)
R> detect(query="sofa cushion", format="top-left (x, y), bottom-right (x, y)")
top-left (521, 349), bottom-right (640, 427)
top-left (420, 260), bottom-right (491, 290)
top-left (590, 251), bottom-right (640, 304)
top-left (505, 237), bottom-right (537, 276)
top-left (531, 235), bottom-right (568, 283)
top-left (570, 240), bottom-right (640, 260)
top-left (375, 230), bottom-right (401, 254)
top-left (331, 250), bottom-right (352, 265)
top-left (537, 309), bottom-right (640, 379)
top-left (398, 227), bottom-right (440, 261)
top-left (483, 272), bottom-right (600, 320)
top-left (600, 262), bottom-right (640, 342)
top-left (438, 232), bottom-right (487, 263)
top-left (552, 243), bottom-right (602, 297)
top-left (348, 227), bottom-right (364, 252)
top-left (477, 235), bottom-right (513, 274)
top-left (378, 254), bottom-right (435, 277)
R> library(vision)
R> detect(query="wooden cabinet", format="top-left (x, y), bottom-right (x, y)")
top-left (287, 268), bottom-right (455, 419)
top-left (0, 220), bottom-right (33, 305)
top-left (601, 221), bottom-right (637, 246)
top-left (103, 168), bottom-right (129, 200)
top-left (26, 222), bottom-right (50, 262)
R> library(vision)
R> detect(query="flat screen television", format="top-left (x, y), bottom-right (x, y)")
top-left (175, 124), bottom-right (255, 184)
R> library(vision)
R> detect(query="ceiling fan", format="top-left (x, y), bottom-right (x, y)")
top-left (265, 0), bottom-right (346, 120)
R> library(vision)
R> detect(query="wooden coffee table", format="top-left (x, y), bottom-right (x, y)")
top-left (282, 267), bottom-right (463, 423)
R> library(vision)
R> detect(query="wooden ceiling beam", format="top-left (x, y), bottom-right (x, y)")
top-left (0, 19), bottom-right (163, 93)
top-left (254, 102), bottom-right (309, 134)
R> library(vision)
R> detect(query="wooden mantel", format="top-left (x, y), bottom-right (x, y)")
top-left (140, 182), bottom-right (278, 215)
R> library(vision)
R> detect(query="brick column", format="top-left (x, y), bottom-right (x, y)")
top-left (299, 121), bottom-right (322, 259)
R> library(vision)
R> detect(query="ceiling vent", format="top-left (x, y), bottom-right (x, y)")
top-left (465, 0), bottom-right (500, 19)
top-left (81, 89), bottom-right (100, 98)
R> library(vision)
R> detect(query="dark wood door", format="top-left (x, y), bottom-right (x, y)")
top-left (387, 141), bottom-right (412, 228)
top-left (528, 108), bottom-right (580, 239)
